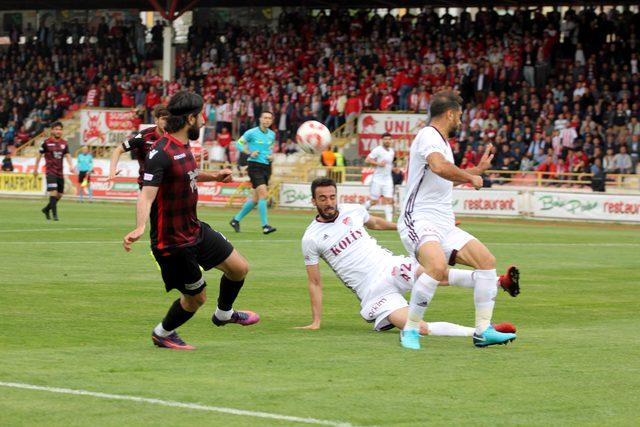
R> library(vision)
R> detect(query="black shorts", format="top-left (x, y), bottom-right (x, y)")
top-left (247, 162), bottom-right (271, 188)
top-left (152, 222), bottom-right (234, 295)
top-left (46, 175), bottom-right (64, 193)
top-left (78, 171), bottom-right (91, 183)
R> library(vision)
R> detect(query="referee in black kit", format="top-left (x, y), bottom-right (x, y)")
top-left (123, 91), bottom-right (260, 350)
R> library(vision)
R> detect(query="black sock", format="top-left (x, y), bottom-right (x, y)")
top-left (50, 196), bottom-right (58, 217)
top-left (217, 276), bottom-right (245, 311)
top-left (43, 201), bottom-right (51, 211)
top-left (161, 298), bottom-right (196, 331)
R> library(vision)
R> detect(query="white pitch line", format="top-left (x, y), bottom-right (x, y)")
top-left (0, 227), bottom-right (104, 233)
top-left (0, 381), bottom-right (354, 427)
top-left (4, 240), bottom-right (640, 247)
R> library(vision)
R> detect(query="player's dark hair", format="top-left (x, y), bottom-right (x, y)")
top-left (153, 104), bottom-right (170, 119)
top-left (261, 111), bottom-right (274, 117)
top-left (311, 177), bottom-right (337, 199)
top-left (165, 91), bottom-right (203, 133)
top-left (429, 91), bottom-right (463, 118)
top-left (381, 132), bottom-right (392, 138)
top-left (51, 121), bottom-right (63, 129)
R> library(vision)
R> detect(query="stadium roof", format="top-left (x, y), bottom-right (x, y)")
top-left (0, 0), bottom-right (636, 11)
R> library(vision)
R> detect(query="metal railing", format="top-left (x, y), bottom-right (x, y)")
top-left (485, 169), bottom-right (638, 189)
top-left (280, 165), bottom-right (638, 190)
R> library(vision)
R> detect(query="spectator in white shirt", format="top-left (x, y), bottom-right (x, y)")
top-left (613, 145), bottom-right (633, 174)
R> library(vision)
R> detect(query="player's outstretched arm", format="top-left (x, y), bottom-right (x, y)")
top-left (428, 152), bottom-right (483, 189)
top-left (365, 215), bottom-right (397, 230)
top-left (464, 143), bottom-right (494, 177)
top-left (294, 264), bottom-right (323, 330)
top-left (123, 186), bottom-right (159, 252)
top-left (108, 145), bottom-right (126, 181)
top-left (197, 168), bottom-right (233, 183)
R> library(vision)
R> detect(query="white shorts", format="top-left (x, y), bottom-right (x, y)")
top-left (359, 255), bottom-right (418, 330)
top-left (398, 218), bottom-right (475, 264)
top-left (370, 179), bottom-right (394, 199)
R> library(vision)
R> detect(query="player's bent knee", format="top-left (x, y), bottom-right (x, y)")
top-left (225, 254), bottom-right (250, 281)
top-left (233, 260), bottom-right (250, 280)
top-left (192, 292), bottom-right (207, 307)
top-left (478, 253), bottom-right (496, 270)
top-left (426, 263), bottom-right (447, 282)
top-left (182, 292), bottom-right (206, 311)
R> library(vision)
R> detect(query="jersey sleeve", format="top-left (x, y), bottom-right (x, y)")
top-left (62, 144), bottom-right (69, 155)
top-left (236, 130), bottom-right (252, 152)
top-left (356, 204), bottom-right (370, 224)
top-left (39, 141), bottom-right (47, 154)
top-left (142, 149), bottom-right (171, 187)
top-left (123, 133), bottom-right (144, 152)
top-left (417, 130), bottom-right (448, 160)
top-left (367, 146), bottom-right (379, 161)
top-left (301, 234), bottom-right (320, 266)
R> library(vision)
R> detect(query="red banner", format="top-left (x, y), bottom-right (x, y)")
top-left (70, 175), bottom-right (251, 205)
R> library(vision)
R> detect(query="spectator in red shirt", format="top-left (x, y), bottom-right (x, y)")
top-left (121, 90), bottom-right (134, 108)
top-left (484, 91), bottom-right (499, 112)
top-left (145, 87), bottom-right (161, 121)
top-left (324, 94), bottom-right (340, 131)
top-left (217, 126), bottom-right (232, 163)
top-left (394, 67), bottom-right (414, 111)
top-left (380, 90), bottom-right (394, 111)
top-left (344, 90), bottom-right (363, 135)
top-left (86, 85), bottom-right (100, 107)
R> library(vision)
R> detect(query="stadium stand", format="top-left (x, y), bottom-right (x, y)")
top-left (1, 7), bottom-right (638, 182)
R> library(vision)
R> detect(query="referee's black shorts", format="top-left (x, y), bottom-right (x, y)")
top-left (152, 222), bottom-right (234, 295)
top-left (247, 161), bottom-right (271, 188)
top-left (78, 171), bottom-right (91, 184)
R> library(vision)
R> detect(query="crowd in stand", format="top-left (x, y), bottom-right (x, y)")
top-left (1, 6), bottom-right (639, 183)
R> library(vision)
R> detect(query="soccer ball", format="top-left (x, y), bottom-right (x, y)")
top-left (296, 121), bottom-right (332, 154)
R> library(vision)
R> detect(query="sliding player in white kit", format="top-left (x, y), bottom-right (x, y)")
top-left (298, 177), bottom-right (519, 336)
top-left (364, 132), bottom-right (395, 221)
top-left (398, 91), bottom-right (516, 349)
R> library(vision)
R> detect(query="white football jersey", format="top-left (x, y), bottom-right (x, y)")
top-left (401, 126), bottom-right (455, 227)
top-left (301, 204), bottom-right (392, 300)
top-left (368, 145), bottom-right (394, 181)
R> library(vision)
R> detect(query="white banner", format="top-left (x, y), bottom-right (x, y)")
top-left (279, 182), bottom-right (387, 211)
top-left (280, 183), bottom-right (519, 216)
top-left (531, 191), bottom-right (640, 222)
top-left (81, 108), bottom-right (137, 146)
top-left (357, 112), bottom-right (427, 156)
top-left (452, 189), bottom-right (520, 216)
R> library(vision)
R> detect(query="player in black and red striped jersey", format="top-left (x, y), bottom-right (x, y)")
top-left (123, 91), bottom-right (259, 351)
top-left (108, 104), bottom-right (169, 187)
top-left (33, 122), bottom-right (76, 221)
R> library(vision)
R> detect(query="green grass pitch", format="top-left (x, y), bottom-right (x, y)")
top-left (1, 198), bottom-right (639, 426)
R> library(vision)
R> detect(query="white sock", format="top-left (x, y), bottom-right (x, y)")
top-left (153, 322), bottom-right (173, 337)
top-left (448, 269), bottom-right (475, 288)
top-left (384, 204), bottom-right (393, 221)
top-left (474, 269), bottom-right (498, 334)
top-left (215, 307), bottom-right (234, 321)
top-left (427, 322), bottom-right (475, 337)
top-left (404, 273), bottom-right (439, 331)
top-left (364, 200), bottom-right (372, 210)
